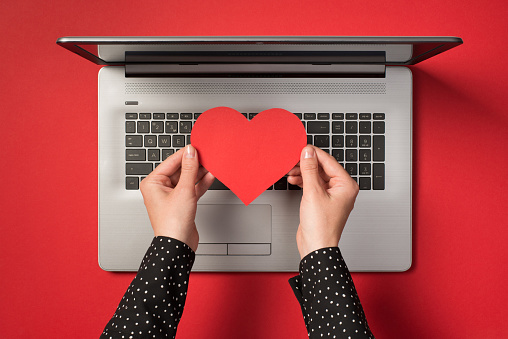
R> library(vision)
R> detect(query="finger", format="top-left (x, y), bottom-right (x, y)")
top-left (175, 145), bottom-right (200, 191)
top-left (299, 145), bottom-right (324, 194)
top-left (287, 164), bottom-right (331, 182)
top-left (314, 146), bottom-right (349, 179)
top-left (287, 175), bottom-right (303, 187)
top-left (170, 165), bottom-right (208, 186)
top-left (196, 166), bottom-right (209, 183)
top-left (195, 172), bottom-right (216, 199)
top-left (287, 165), bottom-right (300, 176)
top-left (150, 148), bottom-right (186, 178)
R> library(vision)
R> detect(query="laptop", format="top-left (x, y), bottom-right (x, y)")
top-left (57, 36), bottom-right (462, 272)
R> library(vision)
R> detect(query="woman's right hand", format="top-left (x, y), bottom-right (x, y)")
top-left (287, 145), bottom-right (359, 259)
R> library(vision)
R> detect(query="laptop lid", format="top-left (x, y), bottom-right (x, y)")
top-left (57, 36), bottom-right (462, 71)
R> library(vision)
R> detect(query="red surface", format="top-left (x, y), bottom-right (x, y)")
top-left (1, 0), bottom-right (507, 338)
top-left (191, 107), bottom-right (306, 205)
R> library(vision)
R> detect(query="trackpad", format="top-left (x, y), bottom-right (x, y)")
top-left (195, 204), bottom-right (271, 244)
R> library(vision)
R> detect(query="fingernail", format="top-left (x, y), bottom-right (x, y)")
top-left (304, 147), bottom-right (314, 159)
top-left (185, 145), bottom-right (195, 158)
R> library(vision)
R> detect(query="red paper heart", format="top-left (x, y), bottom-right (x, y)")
top-left (191, 107), bottom-right (307, 205)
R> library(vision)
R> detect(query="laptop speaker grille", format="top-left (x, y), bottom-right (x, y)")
top-left (125, 82), bottom-right (386, 95)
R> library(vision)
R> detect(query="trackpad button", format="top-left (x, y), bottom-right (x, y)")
top-left (195, 204), bottom-right (271, 244)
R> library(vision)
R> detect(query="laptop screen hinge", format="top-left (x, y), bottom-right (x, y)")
top-left (124, 64), bottom-right (386, 78)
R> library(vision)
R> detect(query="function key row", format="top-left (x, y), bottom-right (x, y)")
top-left (126, 112), bottom-right (385, 121)
top-left (294, 113), bottom-right (385, 120)
top-left (126, 113), bottom-right (201, 120)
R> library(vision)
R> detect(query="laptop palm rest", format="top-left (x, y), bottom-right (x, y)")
top-left (194, 204), bottom-right (272, 256)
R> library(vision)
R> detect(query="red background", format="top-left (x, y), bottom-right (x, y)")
top-left (1, 0), bottom-right (507, 338)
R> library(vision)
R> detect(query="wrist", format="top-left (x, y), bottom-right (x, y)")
top-left (296, 230), bottom-right (340, 259)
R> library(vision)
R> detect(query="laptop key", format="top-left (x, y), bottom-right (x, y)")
top-left (126, 149), bottom-right (146, 161)
top-left (288, 183), bottom-right (301, 190)
top-left (373, 121), bottom-right (385, 134)
top-left (126, 135), bottom-right (143, 147)
top-left (332, 135), bottom-right (344, 147)
top-left (179, 121), bottom-right (192, 133)
top-left (139, 113), bottom-right (151, 119)
top-left (126, 163), bottom-right (153, 175)
top-left (158, 135), bottom-right (171, 146)
top-left (249, 113), bottom-right (258, 120)
top-left (173, 135), bottom-right (185, 147)
top-left (332, 149), bottom-right (344, 162)
top-left (148, 149), bottom-right (160, 161)
top-left (332, 113), bottom-right (344, 120)
top-left (359, 149), bottom-right (371, 161)
top-left (153, 113), bottom-right (165, 120)
top-left (274, 176), bottom-right (288, 190)
top-left (332, 121), bottom-right (344, 134)
top-left (180, 113), bottom-right (193, 120)
top-left (294, 113), bottom-right (302, 119)
top-left (314, 135), bottom-right (329, 147)
top-left (167, 113), bottom-right (179, 119)
top-left (125, 113), bottom-right (138, 119)
top-left (345, 163), bottom-right (357, 176)
top-left (346, 113), bottom-right (358, 120)
top-left (359, 113), bottom-right (371, 120)
top-left (307, 121), bottom-right (329, 134)
top-left (126, 177), bottom-right (139, 190)
top-left (346, 135), bottom-right (357, 147)
top-left (359, 177), bottom-right (371, 190)
top-left (373, 113), bottom-right (385, 120)
top-left (125, 121), bottom-right (136, 133)
top-left (359, 135), bottom-right (371, 147)
top-left (186, 135), bottom-right (191, 145)
top-left (137, 121), bottom-right (150, 133)
top-left (359, 121), bottom-right (371, 133)
top-left (165, 121), bottom-right (178, 133)
top-left (151, 121), bottom-right (164, 133)
top-left (209, 178), bottom-right (229, 190)
top-left (317, 113), bottom-right (330, 120)
top-left (307, 135), bottom-right (312, 145)
top-left (304, 113), bottom-right (316, 120)
top-left (194, 113), bottom-right (202, 120)
top-left (346, 149), bottom-right (357, 161)
top-left (373, 163), bottom-right (385, 190)
top-left (144, 135), bottom-right (157, 147)
top-left (359, 163), bottom-right (371, 175)
top-left (346, 121), bottom-right (357, 133)
top-left (162, 149), bottom-right (174, 160)
top-left (373, 135), bottom-right (385, 161)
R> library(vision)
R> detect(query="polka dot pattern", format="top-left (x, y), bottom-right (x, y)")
top-left (101, 237), bottom-right (194, 339)
top-left (288, 247), bottom-right (374, 338)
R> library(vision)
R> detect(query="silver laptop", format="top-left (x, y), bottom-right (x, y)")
top-left (57, 36), bottom-right (462, 272)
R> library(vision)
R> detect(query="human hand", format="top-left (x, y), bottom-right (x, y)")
top-left (139, 145), bottom-right (215, 252)
top-left (287, 145), bottom-right (359, 259)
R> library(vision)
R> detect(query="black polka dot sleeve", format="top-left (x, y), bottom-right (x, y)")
top-left (288, 247), bottom-right (375, 339)
top-left (100, 236), bottom-right (195, 339)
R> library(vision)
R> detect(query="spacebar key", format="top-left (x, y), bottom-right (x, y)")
top-left (126, 163), bottom-right (153, 175)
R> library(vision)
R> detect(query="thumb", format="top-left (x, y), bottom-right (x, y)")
top-left (176, 145), bottom-right (199, 192)
top-left (299, 146), bottom-right (323, 194)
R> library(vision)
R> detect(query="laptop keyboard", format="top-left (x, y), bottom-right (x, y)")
top-left (125, 112), bottom-right (385, 191)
